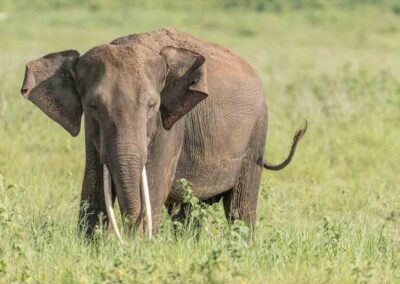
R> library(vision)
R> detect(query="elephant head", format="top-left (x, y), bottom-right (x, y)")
top-left (20, 44), bottom-right (208, 240)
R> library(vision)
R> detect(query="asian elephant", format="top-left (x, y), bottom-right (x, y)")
top-left (20, 27), bottom-right (307, 240)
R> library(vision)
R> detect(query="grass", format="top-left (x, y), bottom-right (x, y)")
top-left (0, 3), bottom-right (400, 283)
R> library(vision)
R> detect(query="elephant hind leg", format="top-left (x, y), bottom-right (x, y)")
top-left (222, 163), bottom-right (263, 224)
top-left (223, 115), bottom-right (266, 225)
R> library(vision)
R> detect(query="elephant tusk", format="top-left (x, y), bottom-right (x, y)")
top-left (141, 166), bottom-right (153, 239)
top-left (103, 165), bottom-right (124, 244)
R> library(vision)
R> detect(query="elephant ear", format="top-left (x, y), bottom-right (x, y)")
top-left (160, 46), bottom-right (208, 130)
top-left (20, 50), bottom-right (83, 137)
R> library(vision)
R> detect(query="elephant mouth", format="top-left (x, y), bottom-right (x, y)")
top-left (102, 164), bottom-right (152, 243)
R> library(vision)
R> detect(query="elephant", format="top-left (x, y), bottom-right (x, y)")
top-left (20, 27), bottom-right (307, 240)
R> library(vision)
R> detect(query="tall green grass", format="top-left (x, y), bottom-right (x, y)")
top-left (0, 3), bottom-right (399, 283)
top-left (1, 0), bottom-right (400, 12)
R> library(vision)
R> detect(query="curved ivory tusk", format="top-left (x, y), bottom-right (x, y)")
top-left (141, 166), bottom-right (153, 239)
top-left (103, 165), bottom-right (124, 244)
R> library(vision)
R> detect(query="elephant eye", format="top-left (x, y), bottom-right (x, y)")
top-left (89, 103), bottom-right (98, 112)
top-left (148, 102), bottom-right (157, 112)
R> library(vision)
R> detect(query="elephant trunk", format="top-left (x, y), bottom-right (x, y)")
top-left (103, 161), bottom-right (152, 242)
top-left (109, 145), bottom-right (144, 232)
top-left (102, 133), bottom-right (152, 241)
top-left (100, 108), bottom-right (153, 242)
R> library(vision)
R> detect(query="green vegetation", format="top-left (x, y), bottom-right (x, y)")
top-left (2, 0), bottom-right (400, 13)
top-left (0, 1), bottom-right (399, 283)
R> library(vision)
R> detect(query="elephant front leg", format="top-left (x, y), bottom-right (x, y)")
top-left (146, 126), bottom-right (184, 234)
top-left (146, 154), bottom-right (181, 234)
top-left (78, 143), bottom-right (111, 238)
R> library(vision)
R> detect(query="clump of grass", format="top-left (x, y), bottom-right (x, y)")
top-left (172, 179), bottom-right (251, 240)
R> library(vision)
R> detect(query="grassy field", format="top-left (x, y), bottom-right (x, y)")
top-left (0, 2), bottom-right (400, 283)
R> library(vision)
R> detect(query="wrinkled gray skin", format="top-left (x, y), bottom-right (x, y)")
top-left (20, 28), bottom-right (306, 237)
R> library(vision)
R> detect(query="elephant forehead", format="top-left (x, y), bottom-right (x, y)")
top-left (78, 44), bottom-right (156, 87)
top-left (80, 44), bottom-right (148, 70)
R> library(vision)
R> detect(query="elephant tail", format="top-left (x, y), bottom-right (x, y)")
top-left (263, 120), bottom-right (307, 171)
